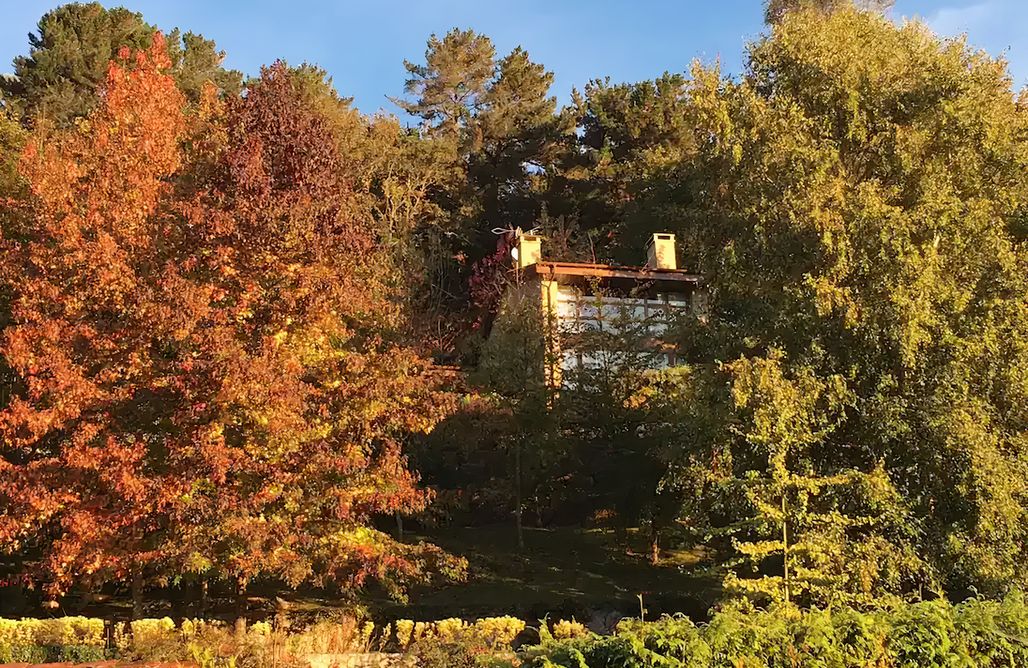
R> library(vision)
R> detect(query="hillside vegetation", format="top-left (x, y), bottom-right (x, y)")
top-left (1, 0), bottom-right (1028, 643)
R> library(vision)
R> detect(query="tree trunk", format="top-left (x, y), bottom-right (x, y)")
top-left (197, 577), bottom-right (209, 617)
top-left (131, 569), bottom-right (144, 620)
top-left (79, 583), bottom-right (95, 612)
top-left (514, 439), bottom-right (525, 552)
top-left (649, 523), bottom-right (660, 565)
top-left (781, 493), bottom-right (790, 605)
top-left (234, 580), bottom-right (247, 636)
top-left (395, 511), bottom-right (404, 542)
top-left (614, 511), bottom-right (628, 549)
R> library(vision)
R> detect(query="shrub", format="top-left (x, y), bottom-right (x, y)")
top-left (0, 616), bottom-right (107, 664)
top-left (390, 616), bottom-right (525, 667)
top-left (550, 619), bottom-right (588, 640)
top-left (953, 592), bottom-right (1028, 667)
top-left (521, 593), bottom-right (1028, 667)
top-left (285, 615), bottom-right (374, 657)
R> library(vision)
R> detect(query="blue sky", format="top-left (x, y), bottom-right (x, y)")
top-left (2, 1), bottom-right (1026, 117)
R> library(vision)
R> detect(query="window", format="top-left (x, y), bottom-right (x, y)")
top-left (554, 286), bottom-right (690, 378)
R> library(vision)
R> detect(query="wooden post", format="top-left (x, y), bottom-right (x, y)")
top-left (649, 521), bottom-right (660, 565)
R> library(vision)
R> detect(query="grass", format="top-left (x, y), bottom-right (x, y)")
top-left (370, 524), bottom-right (719, 622)
top-left (1, 525), bottom-right (719, 624)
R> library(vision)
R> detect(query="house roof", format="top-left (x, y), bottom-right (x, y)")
top-left (526, 261), bottom-right (703, 293)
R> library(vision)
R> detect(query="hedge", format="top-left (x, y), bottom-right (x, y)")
top-left (0, 616), bottom-right (107, 663)
top-left (5, 596), bottom-right (1028, 667)
top-left (0, 614), bottom-right (526, 666)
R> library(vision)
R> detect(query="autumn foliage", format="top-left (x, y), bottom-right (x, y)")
top-left (0, 35), bottom-right (460, 601)
top-left (6, 0), bottom-right (1028, 623)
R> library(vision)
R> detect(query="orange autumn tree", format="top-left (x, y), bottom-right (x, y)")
top-left (0, 38), bottom-right (460, 616)
top-left (0, 36), bottom-right (191, 611)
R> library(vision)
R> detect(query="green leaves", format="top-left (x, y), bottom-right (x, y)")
top-left (526, 593), bottom-right (1028, 668)
top-left (1, 2), bottom-right (241, 127)
top-left (659, 4), bottom-right (1028, 601)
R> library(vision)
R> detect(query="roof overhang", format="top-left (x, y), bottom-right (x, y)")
top-left (526, 261), bottom-right (703, 293)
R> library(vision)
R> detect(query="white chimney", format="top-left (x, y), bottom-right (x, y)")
top-left (646, 233), bottom-right (677, 270)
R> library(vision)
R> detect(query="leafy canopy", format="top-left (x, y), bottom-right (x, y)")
top-left (660, 4), bottom-right (1028, 599)
top-left (0, 36), bottom-right (462, 598)
top-left (1, 2), bottom-right (242, 125)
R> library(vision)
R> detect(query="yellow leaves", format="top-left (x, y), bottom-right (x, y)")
top-left (394, 619), bottom-right (415, 650)
top-left (0, 617), bottom-right (105, 648)
top-left (807, 269), bottom-right (859, 327)
top-left (551, 618), bottom-right (588, 640)
top-left (735, 539), bottom-right (786, 560)
top-left (390, 616), bottom-right (526, 652)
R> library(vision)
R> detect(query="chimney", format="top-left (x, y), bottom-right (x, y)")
top-left (514, 232), bottom-right (543, 269)
top-left (646, 233), bottom-right (677, 270)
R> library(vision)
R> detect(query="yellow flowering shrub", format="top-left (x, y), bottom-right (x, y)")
top-left (431, 617), bottom-right (467, 641)
top-left (0, 617), bottom-right (105, 647)
top-left (285, 615), bottom-right (372, 657)
top-left (473, 616), bottom-right (526, 649)
top-left (358, 621), bottom-right (375, 648)
top-left (394, 619), bottom-right (415, 650)
top-left (0, 613), bottom-right (528, 664)
top-left (551, 618), bottom-right (588, 640)
top-left (0, 617), bottom-right (107, 664)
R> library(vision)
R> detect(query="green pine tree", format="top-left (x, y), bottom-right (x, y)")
top-left (2, 2), bottom-right (241, 125)
top-left (396, 28), bottom-right (496, 140)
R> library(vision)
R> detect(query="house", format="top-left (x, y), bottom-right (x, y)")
top-left (491, 231), bottom-right (706, 388)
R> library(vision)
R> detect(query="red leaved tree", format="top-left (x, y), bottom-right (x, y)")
top-left (0, 38), bottom-right (460, 621)
top-left (166, 63), bottom-right (462, 627)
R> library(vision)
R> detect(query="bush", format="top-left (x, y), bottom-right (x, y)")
top-left (0, 613), bottom-right (524, 667)
top-left (0, 616), bottom-right (107, 664)
top-left (118, 617), bottom-right (284, 667)
top-left (391, 616), bottom-right (525, 667)
top-left (14, 602), bottom-right (1023, 668)
top-left (521, 593), bottom-right (1028, 667)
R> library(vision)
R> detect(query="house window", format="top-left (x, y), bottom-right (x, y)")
top-left (554, 286), bottom-right (690, 378)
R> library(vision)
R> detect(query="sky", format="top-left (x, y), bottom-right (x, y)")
top-left (1, 0), bottom-right (1026, 117)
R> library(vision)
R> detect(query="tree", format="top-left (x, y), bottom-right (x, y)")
top-left (660, 5), bottom-right (1028, 597)
top-left (0, 109), bottom-right (27, 202)
top-left (165, 30), bottom-right (244, 103)
top-left (720, 353), bottom-right (927, 607)
top-left (396, 30), bottom-right (569, 361)
top-left (556, 292), bottom-right (671, 549)
top-left (549, 73), bottom-right (695, 262)
top-left (0, 89), bottom-right (29, 498)
top-left (474, 271), bottom-right (555, 549)
top-left (469, 47), bottom-right (567, 250)
top-left (0, 39), bottom-right (462, 620)
top-left (171, 62), bottom-right (464, 622)
top-left (397, 28), bottom-right (496, 140)
top-left (0, 34), bottom-right (191, 612)
top-left (1, 2), bottom-right (241, 126)
top-left (764, 0), bottom-right (893, 24)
